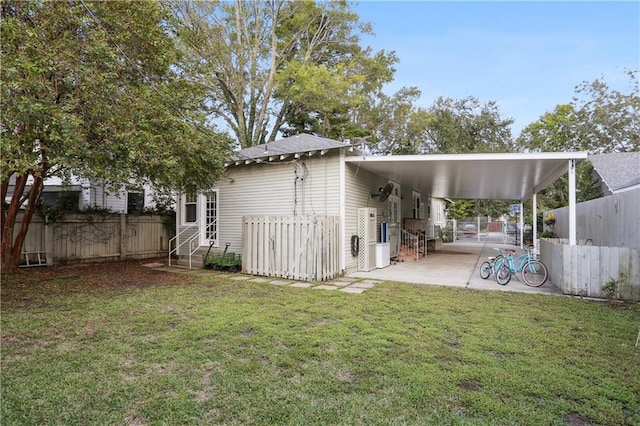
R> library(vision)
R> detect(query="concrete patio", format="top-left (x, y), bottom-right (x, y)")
top-left (348, 241), bottom-right (562, 296)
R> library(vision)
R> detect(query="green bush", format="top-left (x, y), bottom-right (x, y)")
top-left (441, 226), bottom-right (454, 242)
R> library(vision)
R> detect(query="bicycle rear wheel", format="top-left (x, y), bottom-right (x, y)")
top-left (480, 261), bottom-right (492, 279)
top-left (521, 260), bottom-right (548, 287)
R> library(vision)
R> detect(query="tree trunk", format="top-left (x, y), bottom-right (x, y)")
top-left (0, 173), bottom-right (44, 273)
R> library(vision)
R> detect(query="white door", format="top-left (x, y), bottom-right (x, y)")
top-left (200, 191), bottom-right (218, 246)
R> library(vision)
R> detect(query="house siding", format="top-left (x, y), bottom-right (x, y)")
top-left (344, 163), bottom-right (390, 272)
top-left (176, 154), bottom-right (342, 258)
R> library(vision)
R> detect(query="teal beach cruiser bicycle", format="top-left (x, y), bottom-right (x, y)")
top-left (493, 248), bottom-right (548, 287)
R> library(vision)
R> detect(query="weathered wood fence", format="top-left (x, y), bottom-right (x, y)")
top-left (242, 216), bottom-right (341, 282)
top-left (546, 189), bottom-right (639, 248)
top-left (540, 239), bottom-right (640, 301)
top-left (15, 213), bottom-right (170, 266)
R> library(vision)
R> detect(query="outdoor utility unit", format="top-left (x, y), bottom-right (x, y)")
top-left (357, 207), bottom-right (377, 271)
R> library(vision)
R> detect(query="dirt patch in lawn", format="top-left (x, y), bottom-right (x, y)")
top-left (1, 259), bottom-right (185, 305)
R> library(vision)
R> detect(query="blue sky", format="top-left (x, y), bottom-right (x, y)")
top-left (354, 1), bottom-right (640, 135)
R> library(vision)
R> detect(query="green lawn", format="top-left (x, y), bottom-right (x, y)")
top-left (2, 268), bottom-right (639, 425)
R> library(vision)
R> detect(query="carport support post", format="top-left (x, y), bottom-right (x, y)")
top-left (519, 202), bottom-right (524, 249)
top-left (568, 159), bottom-right (577, 246)
top-left (532, 192), bottom-right (538, 254)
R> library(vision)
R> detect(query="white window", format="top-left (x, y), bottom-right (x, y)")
top-left (127, 191), bottom-right (144, 214)
top-left (183, 193), bottom-right (197, 224)
top-left (412, 191), bottom-right (421, 219)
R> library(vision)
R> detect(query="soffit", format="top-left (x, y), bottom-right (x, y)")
top-left (345, 152), bottom-right (588, 201)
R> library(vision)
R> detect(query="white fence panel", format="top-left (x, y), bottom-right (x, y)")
top-left (541, 239), bottom-right (640, 300)
top-left (242, 216), bottom-right (340, 282)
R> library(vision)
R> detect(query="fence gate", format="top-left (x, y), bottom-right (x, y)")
top-left (242, 216), bottom-right (341, 282)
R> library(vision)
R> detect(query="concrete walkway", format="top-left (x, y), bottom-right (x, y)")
top-left (349, 241), bottom-right (562, 296)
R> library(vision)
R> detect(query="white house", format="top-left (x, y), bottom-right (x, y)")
top-left (6, 174), bottom-right (160, 214)
top-left (173, 134), bottom-right (447, 277)
top-left (172, 133), bottom-right (588, 280)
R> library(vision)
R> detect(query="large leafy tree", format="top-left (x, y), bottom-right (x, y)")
top-left (572, 70), bottom-right (640, 153)
top-left (169, 0), bottom-right (398, 148)
top-left (1, 1), bottom-right (230, 272)
top-left (362, 95), bottom-right (515, 155)
top-left (518, 70), bottom-right (639, 155)
top-left (515, 70), bottom-right (640, 209)
top-left (419, 96), bottom-right (515, 154)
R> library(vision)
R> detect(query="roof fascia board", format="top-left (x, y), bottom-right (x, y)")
top-left (344, 151), bottom-right (589, 164)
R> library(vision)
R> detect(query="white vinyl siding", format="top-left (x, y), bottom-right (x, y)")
top-left (343, 163), bottom-right (390, 272)
top-left (175, 154), bottom-right (343, 257)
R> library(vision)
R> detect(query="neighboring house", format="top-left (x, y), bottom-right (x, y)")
top-left (5, 175), bottom-right (159, 214)
top-left (589, 152), bottom-right (640, 195)
top-left (173, 134), bottom-right (446, 276)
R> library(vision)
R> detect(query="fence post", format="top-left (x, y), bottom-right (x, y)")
top-left (120, 214), bottom-right (126, 260)
top-left (45, 223), bottom-right (54, 266)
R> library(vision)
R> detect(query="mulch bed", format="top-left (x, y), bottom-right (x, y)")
top-left (1, 259), bottom-right (185, 304)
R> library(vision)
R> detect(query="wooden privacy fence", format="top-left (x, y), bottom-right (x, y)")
top-left (546, 189), bottom-right (639, 248)
top-left (242, 216), bottom-right (341, 282)
top-left (15, 213), bottom-right (170, 266)
top-left (540, 239), bottom-right (640, 301)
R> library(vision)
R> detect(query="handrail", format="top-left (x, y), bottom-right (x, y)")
top-left (168, 221), bottom-right (199, 266)
top-left (168, 219), bottom-right (218, 269)
top-left (400, 228), bottom-right (423, 261)
top-left (190, 219), bottom-right (218, 269)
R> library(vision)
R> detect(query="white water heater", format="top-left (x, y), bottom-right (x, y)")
top-left (357, 208), bottom-right (377, 271)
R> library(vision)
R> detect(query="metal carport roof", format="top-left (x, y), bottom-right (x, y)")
top-left (345, 152), bottom-right (588, 201)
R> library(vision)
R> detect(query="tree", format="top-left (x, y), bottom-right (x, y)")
top-left (446, 200), bottom-right (475, 220)
top-left (418, 96), bottom-right (515, 154)
top-left (356, 87), bottom-right (423, 154)
top-left (169, 0), bottom-right (398, 148)
top-left (1, 1), bottom-right (230, 273)
top-left (514, 71), bottom-right (640, 209)
top-left (572, 69), bottom-right (640, 153)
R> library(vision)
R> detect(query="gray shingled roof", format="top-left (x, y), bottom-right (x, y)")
top-left (229, 133), bottom-right (359, 163)
top-left (589, 152), bottom-right (640, 192)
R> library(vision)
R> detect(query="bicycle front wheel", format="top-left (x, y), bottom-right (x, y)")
top-left (521, 260), bottom-right (548, 287)
top-left (496, 264), bottom-right (511, 285)
top-left (480, 261), bottom-right (491, 279)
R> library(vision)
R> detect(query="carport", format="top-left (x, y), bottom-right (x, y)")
top-left (345, 152), bottom-right (588, 292)
top-left (345, 152), bottom-right (588, 248)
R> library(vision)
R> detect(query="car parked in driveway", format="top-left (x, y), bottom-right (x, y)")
top-left (461, 224), bottom-right (477, 234)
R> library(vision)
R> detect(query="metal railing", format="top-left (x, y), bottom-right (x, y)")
top-left (168, 221), bottom-right (199, 268)
top-left (399, 228), bottom-right (426, 261)
top-left (168, 220), bottom-right (219, 269)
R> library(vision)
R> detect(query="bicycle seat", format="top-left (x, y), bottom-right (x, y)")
top-left (504, 249), bottom-right (516, 253)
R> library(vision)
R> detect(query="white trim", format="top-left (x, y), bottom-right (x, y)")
top-left (344, 152), bottom-right (589, 163)
top-left (532, 192), bottom-right (538, 254)
top-left (339, 150), bottom-right (346, 271)
top-left (568, 159), bottom-right (577, 246)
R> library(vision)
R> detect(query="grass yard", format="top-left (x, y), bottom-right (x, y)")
top-left (2, 261), bottom-right (639, 425)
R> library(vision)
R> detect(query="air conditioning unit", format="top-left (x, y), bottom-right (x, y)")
top-left (357, 208), bottom-right (377, 271)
